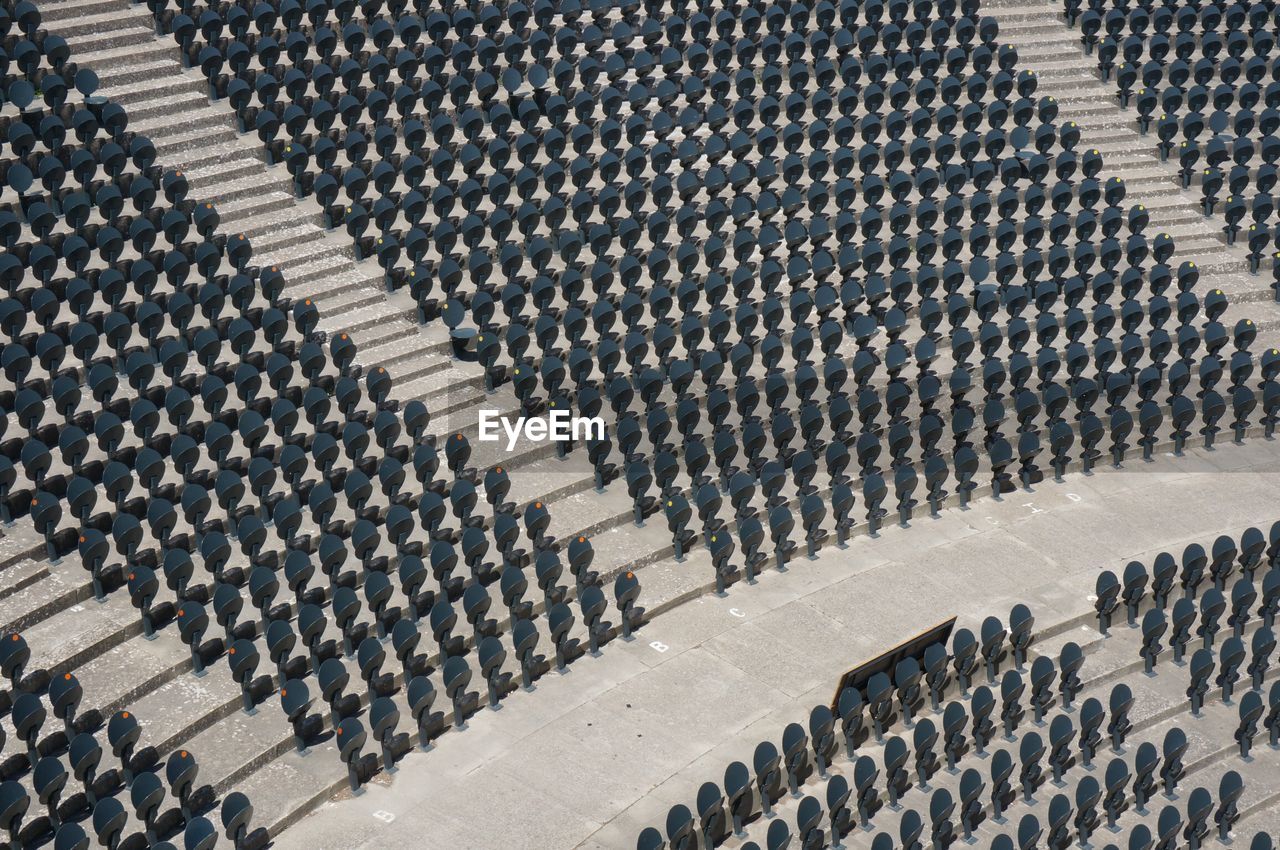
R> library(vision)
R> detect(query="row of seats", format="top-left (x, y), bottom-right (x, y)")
top-left (1, 630), bottom-right (257, 849)
top-left (638, 604), bottom-right (1084, 846)
top-left (1094, 525), bottom-right (1280, 709)
top-left (1094, 523), bottom-right (1280, 632)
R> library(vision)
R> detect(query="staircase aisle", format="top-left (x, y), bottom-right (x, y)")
top-left (34, 0), bottom-right (489, 421)
top-left (22, 0), bottom-right (758, 623)
top-left (986, 0), bottom-right (1280, 330)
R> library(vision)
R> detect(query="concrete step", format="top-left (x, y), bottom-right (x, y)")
top-left (1034, 62), bottom-right (1099, 82)
top-left (1096, 146), bottom-right (1164, 166)
top-left (1080, 123), bottom-right (1152, 144)
top-left (212, 178), bottom-right (309, 213)
top-left (1054, 99), bottom-right (1136, 120)
top-left (249, 217), bottom-right (327, 250)
top-left (502, 453), bottom-right (600, 509)
top-left (65, 39), bottom-right (168, 67)
top-left (194, 171), bottom-right (298, 206)
top-left (355, 320), bottom-right (468, 370)
top-left (0, 525), bottom-right (46, 571)
top-left (180, 683), bottom-right (308, 797)
top-left (129, 107), bottom-right (236, 145)
top-left (285, 249), bottom-right (369, 284)
top-left (993, 17), bottom-right (1070, 36)
top-left (73, 628), bottom-right (199, 728)
top-left (233, 749), bottom-right (342, 841)
top-left (13, 578), bottom-right (141, 678)
top-left (352, 336), bottom-right (454, 383)
top-left (1160, 220), bottom-right (1235, 244)
top-left (0, 559), bottom-right (49, 603)
top-left (395, 364), bottom-right (488, 419)
top-left (1118, 171), bottom-right (1184, 191)
top-left (313, 300), bottom-right (414, 338)
top-left (248, 224), bottom-right (327, 255)
top-left (0, 583), bottom-right (131, 675)
top-left (38, 0), bottom-right (136, 21)
top-left (0, 552), bottom-right (90, 635)
top-left (432, 384), bottom-right (529, 450)
top-left (1035, 59), bottom-right (1101, 78)
top-left (1013, 35), bottom-right (1085, 55)
top-left (150, 122), bottom-right (242, 155)
top-left (1016, 40), bottom-right (1081, 60)
top-left (193, 156), bottom-right (291, 191)
top-left (215, 190), bottom-right (299, 225)
top-left (93, 57), bottom-right (178, 87)
top-left (99, 68), bottom-right (208, 108)
top-left (248, 219), bottom-right (346, 255)
top-left (986, 1), bottom-right (1061, 16)
top-left (53, 8), bottom-right (156, 41)
top-left (1149, 220), bottom-right (1216, 243)
top-left (282, 254), bottom-right (382, 293)
top-left (167, 138), bottom-right (267, 174)
top-left (308, 280), bottom-right (387, 317)
top-left (63, 25), bottom-right (156, 54)
top-left (293, 270), bottom-right (393, 313)
top-left (125, 649), bottom-right (251, 756)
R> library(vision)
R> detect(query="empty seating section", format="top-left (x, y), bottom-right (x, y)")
top-left (1, 630), bottom-right (256, 848)
top-left (1064, 0), bottom-right (1280, 277)
top-left (638, 523), bottom-right (1280, 850)
top-left (144, 0), bottom-right (1280, 593)
top-left (0, 0), bottom-right (644, 832)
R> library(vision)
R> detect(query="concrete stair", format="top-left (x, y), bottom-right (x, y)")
top-left (34, 0), bottom-right (484, 438)
top-left (15, 0), bottom-right (1280, 843)
top-left (988, 0), bottom-right (1280, 323)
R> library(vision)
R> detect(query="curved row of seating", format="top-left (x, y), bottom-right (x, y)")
top-left (636, 565), bottom-right (1280, 850)
top-left (1094, 525), bottom-right (1280, 713)
top-left (143, 0), bottom-right (1240, 389)
top-left (1064, 0), bottom-right (1280, 276)
top-left (1094, 523), bottom-right (1280, 635)
top-left (1, 629), bottom-right (256, 849)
